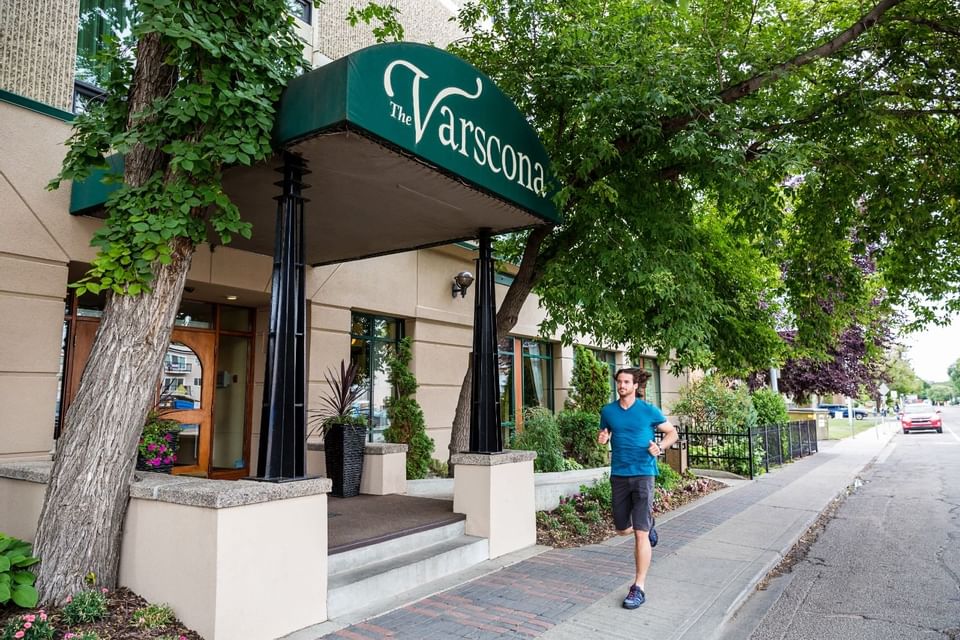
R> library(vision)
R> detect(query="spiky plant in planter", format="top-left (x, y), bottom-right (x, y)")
top-left (311, 360), bottom-right (368, 497)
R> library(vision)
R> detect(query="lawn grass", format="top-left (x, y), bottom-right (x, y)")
top-left (826, 416), bottom-right (885, 439)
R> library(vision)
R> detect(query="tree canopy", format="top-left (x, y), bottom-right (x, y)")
top-left (448, 0), bottom-right (959, 370)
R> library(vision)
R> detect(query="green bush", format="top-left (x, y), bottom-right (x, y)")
top-left (0, 533), bottom-right (40, 609)
top-left (557, 409), bottom-right (607, 468)
top-left (61, 589), bottom-right (108, 625)
top-left (383, 337), bottom-right (434, 480)
top-left (513, 407), bottom-right (564, 472)
top-left (689, 439), bottom-right (765, 476)
top-left (568, 346), bottom-right (611, 414)
top-left (580, 475), bottom-right (612, 511)
top-left (132, 603), bottom-right (175, 629)
top-left (751, 388), bottom-right (789, 426)
top-left (671, 374), bottom-right (757, 433)
top-left (655, 459), bottom-right (681, 491)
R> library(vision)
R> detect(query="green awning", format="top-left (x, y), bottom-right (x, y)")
top-left (70, 42), bottom-right (559, 266)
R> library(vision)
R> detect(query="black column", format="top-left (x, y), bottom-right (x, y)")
top-left (469, 228), bottom-right (503, 453)
top-left (256, 153), bottom-right (309, 480)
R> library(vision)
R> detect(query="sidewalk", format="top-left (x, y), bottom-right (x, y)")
top-left (291, 422), bottom-right (898, 640)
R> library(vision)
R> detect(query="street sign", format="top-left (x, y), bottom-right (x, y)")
top-left (878, 383), bottom-right (889, 395)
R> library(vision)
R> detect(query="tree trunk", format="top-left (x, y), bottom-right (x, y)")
top-left (33, 31), bottom-right (183, 604)
top-left (34, 241), bottom-right (193, 602)
top-left (447, 227), bottom-right (552, 469)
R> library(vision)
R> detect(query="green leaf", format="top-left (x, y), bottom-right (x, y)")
top-left (0, 555), bottom-right (10, 572)
top-left (12, 570), bottom-right (35, 585)
top-left (0, 581), bottom-right (10, 604)
top-left (11, 583), bottom-right (38, 608)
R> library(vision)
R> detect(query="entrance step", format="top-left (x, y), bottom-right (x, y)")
top-left (327, 520), bottom-right (489, 620)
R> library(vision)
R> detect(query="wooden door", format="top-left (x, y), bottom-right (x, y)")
top-left (163, 329), bottom-right (216, 476)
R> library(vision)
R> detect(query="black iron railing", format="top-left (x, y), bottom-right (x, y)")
top-left (680, 420), bottom-right (818, 479)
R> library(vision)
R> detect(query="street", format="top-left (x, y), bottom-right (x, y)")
top-left (720, 405), bottom-right (960, 640)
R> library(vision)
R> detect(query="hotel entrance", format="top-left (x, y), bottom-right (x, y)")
top-left (59, 294), bottom-right (256, 479)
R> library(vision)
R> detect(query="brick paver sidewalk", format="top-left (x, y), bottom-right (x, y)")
top-left (322, 453), bottom-right (832, 639)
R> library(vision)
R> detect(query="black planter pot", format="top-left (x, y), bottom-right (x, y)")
top-left (324, 422), bottom-right (366, 498)
top-left (135, 430), bottom-right (180, 474)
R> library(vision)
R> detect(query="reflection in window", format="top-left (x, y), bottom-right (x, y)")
top-left (76, 0), bottom-right (135, 90)
top-left (499, 337), bottom-right (555, 435)
top-left (521, 340), bottom-right (553, 411)
top-left (636, 356), bottom-right (661, 407)
top-left (160, 342), bottom-right (202, 409)
top-left (498, 338), bottom-right (515, 429)
top-left (350, 312), bottom-right (403, 442)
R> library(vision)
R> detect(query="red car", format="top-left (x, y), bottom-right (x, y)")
top-left (900, 404), bottom-right (943, 434)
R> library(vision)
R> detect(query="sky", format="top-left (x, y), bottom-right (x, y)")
top-left (901, 320), bottom-right (960, 382)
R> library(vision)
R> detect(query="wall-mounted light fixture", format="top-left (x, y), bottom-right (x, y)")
top-left (452, 271), bottom-right (475, 298)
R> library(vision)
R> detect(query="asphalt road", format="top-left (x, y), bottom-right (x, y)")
top-left (720, 405), bottom-right (960, 640)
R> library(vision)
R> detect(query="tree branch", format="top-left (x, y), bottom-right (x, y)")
top-left (888, 15), bottom-right (960, 37)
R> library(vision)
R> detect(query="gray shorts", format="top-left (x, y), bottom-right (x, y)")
top-left (611, 475), bottom-right (655, 532)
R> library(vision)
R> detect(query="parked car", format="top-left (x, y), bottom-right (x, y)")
top-left (900, 403), bottom-right (943, 434)
top-left (817, 404), bottom-right (868, 420)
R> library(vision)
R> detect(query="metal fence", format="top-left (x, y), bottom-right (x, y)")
top-left (678, 420), bottom-right (819, 479)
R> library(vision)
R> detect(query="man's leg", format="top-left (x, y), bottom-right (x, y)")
top-left (633, 527), bottom-right (653, 589)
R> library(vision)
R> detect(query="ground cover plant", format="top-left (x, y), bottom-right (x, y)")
top-left (536, 466), bottom-right (726, 548)
top-left (0, 587), bottom-right (200, 640)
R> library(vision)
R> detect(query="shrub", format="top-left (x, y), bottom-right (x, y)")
top-left (426, 458), bottom-right (449, 478)
top-left (655, 459), bottom-right (681, 491)
top-left (580, 475), bottom-right (612, 511)
top-left (671, 375), bottom-right (758, 433)
top-left (132, 603), bottom-right (175, 630)
top-left (689, 439), bottom-right (765, 476)
top-left (383, 338), bottom-right (434, 480)
top-left (1, 611), bottom-right (53, 640)
top-left (513, 407), bottom-right (564, 472)
top-left (561, 457), bottom-right (583, 471)
top-left (63, 633), bottom-right (100, 640)
top-left (557, 409), bottom-right (607, 468)
top-left (0, 533), bottom-right (40, 609)
top-left (751, 388), bottom-right (789, 426)
top-left (61, 589), bottom-right (109, 625)
top-left (568, 346), bottom-right (611, 414)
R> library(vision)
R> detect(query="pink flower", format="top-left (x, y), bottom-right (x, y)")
top-left (148, 443), bottom-right (157, 452)
top-left (39, 611), bottom-right (47, 621)
top-left (164, 456), bottom-right (174, 464)
top-left (24, 614), bottom-right (35, 622)
top-left (101, 587), bottom-right (109, 593)
top-left (23, 621), bottom-right (31, 629)
top-left (14, 631), bottom-right (24, 638)
top-left (66, 595), bottom-right (73, 603)
top-left (165, 433), bottom-right (173, 441)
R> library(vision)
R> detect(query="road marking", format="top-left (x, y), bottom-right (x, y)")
top-left (946, 424), bottom-right (960, 442)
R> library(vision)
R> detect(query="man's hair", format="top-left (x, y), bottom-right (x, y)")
top-left (615, 367), bottom-right (652, 386)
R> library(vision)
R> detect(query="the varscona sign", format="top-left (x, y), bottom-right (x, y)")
top-left (276, 42), bottom-right (558, 223)
top-left (383, 59), bottom-right (547, 198)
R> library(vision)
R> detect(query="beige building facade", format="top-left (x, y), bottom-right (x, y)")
top-left (0, 0), bottom-right (689, 474)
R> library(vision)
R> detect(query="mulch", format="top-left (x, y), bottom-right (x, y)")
top-left (536, 476), bottom-right (727, 548)
top-left (0, 587), bottom-right (203, 639)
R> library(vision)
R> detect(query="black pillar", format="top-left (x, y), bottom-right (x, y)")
top-left (256, 153), bottom-right (309, 480)
top-left (469, 228), bottom-right (503, 453)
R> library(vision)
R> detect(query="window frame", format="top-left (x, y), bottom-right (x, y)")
top-left (349, 312), bottom-right (404, 442)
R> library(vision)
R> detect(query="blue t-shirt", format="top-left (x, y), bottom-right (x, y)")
top-left (599, 399), bottom-right (667, 477)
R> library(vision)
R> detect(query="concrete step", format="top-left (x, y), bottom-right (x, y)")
top-left (328, 519), bottom-right (466, 574)
top-left (327, 531), bottom-right (489, 620)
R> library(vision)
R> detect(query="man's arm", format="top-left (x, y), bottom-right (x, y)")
top-left (648, 420), bottom-right (678, 456)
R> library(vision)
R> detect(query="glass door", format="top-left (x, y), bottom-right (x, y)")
top-left (164, 329), bottom-right (216, 476)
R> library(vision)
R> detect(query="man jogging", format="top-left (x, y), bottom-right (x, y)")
top-left (598, 367), bottom-right (678, 609)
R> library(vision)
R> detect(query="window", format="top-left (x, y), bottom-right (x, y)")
top-left (350, 313), bottom-right (403, 442)
top-left (499, 337), bottom-right (555, 436)
top-left (589, 348), bottom-right (618, 402)
top-left (288, 0), bottom-right (311, 23)
top-left (636, 356), bottom-right (661, 408)
top-left (75, 0), bottom-right (134, 93)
